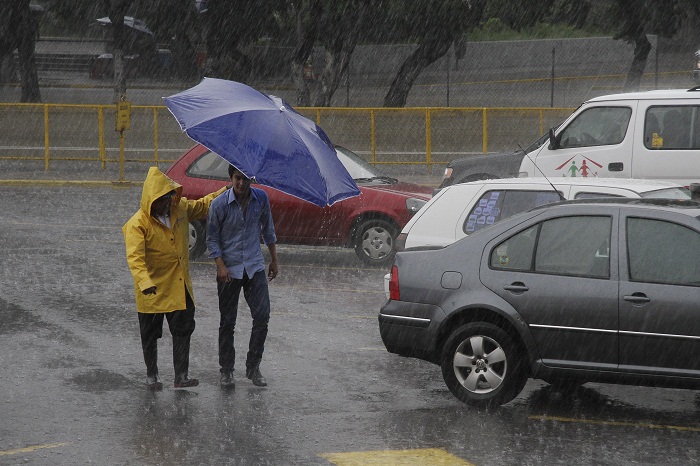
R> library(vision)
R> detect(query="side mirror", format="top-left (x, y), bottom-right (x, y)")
top-left (548, 127), bottom-right (558, 150)
top-left (690, 183), bottom-right (700, 201)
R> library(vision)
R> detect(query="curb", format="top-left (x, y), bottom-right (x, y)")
top-left (0, 180), bottom-right (141, 187)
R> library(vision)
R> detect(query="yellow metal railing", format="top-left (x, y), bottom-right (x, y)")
top-left (0, 103), bottom-right (575, 174)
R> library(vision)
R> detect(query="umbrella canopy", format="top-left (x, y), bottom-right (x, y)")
top-left (164, 78), bottom-right (361, 207)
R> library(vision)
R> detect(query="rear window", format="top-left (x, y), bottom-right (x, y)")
top-left (464, 190), bottom-right (562, 234)
top-left (644, 106), bottom-right (700, 150)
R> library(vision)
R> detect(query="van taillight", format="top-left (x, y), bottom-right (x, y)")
top-left (389, 265), bottom-right (400, 301)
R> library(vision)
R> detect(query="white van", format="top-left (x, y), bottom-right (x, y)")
top-left (518, 87), bottom-right (700, 185)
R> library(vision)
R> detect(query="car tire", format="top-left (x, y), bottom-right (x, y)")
top-left (353, 218), bottom-right (397, 266)
top-left (188, 221), bottom-right (207, 260)
top-left (441, 322), bottom-right (528, 407)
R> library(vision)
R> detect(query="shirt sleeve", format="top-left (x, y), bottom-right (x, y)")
top-left (259, 191), bottom-right (277, 245)
top-left (186, 186), bottom-right (227, 222)
top-left (206, 197), bottom-right (224, 259)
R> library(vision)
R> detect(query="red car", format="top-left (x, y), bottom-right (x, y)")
top-left (165, 144), bottom-right (433, 266)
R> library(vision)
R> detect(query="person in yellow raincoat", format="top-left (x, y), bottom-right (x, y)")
top-left (123, 167), bottom-right (226, 390)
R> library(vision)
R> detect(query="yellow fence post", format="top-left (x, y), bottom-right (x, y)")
top-left (539, 109), bottom-right (544, 136)
top-left (482, 108), bottom-right (488, 154)
top-left (99, 107), bottom-right (106, 169)
top-left (43, 105), bottom-right (50, 171)
top-left (370, 109), bottom-right (376, 164)
top-left (153, 107), bottom-right (159, 167)
top-left (425, 108), bottom-right (432, 173)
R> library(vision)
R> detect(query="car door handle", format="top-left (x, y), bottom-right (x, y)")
top-left (623, 292), bottom-right (650, 304)
top-left (504, 282), bottom-right (529, 293)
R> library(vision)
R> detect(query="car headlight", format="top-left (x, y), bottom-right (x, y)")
top-left (406, 197), bottom-right (427, 214)
top-left (442, 167), bottom-right (453, 181)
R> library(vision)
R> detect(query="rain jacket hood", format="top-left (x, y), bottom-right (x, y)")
top-left (123, 167), bottom-right (225, 314)
top-left (140, 166), bottom-right (183, 215)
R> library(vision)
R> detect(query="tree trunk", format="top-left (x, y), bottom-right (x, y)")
top-left (108, 1), bottom-right (131, 103)
top-left (314, 1), bottom-right (368, 107)
top-left (290, 0), bottom-right (322, 107)
top-left (314, 43), bottom-right (354, 107)
top-left (17, 5), bottom-right (40, 103)
top-left (384, 38), bottom-right (451, 108)
top-left (624, 33), bottom-right (651, 92)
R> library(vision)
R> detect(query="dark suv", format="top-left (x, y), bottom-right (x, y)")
top-left (380, 198), bottom-right (700, 406)
top-left (435, 129), bottom-right (555, 195)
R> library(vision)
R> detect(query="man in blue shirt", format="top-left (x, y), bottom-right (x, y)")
top-left (207, 165), bottom-right (279, 388)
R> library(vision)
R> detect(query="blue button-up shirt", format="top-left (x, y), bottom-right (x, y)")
top-left (206, 186), bottom-right (277, 279)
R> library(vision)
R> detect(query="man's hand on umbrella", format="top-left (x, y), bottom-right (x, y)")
top-left (267, 260), bottom-right (278, 282)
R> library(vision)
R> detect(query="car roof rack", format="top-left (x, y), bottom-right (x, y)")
top-left (535, 197), bottom-right (700, 210)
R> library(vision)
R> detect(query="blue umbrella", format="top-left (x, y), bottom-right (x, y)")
top-left (164, 78), bottom-right (360, 207)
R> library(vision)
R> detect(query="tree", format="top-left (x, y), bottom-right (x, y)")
top-left (383, 0), bottom-right (485, 108)
top-left (202, 0), bottom-right (283, 82)
top-left (609, 0), bottom-right (687, 91)
top-left (482, 0), bottom-right (554, 32)
top-left (0, 0), bottom-right (42, 102)
top-left (313, 0), bottom-right (371, 107)
top-left (286, 0), bottom-right (322, 106)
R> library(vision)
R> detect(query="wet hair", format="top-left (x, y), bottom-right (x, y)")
top-left (228, 164), bottom-right (242, 179)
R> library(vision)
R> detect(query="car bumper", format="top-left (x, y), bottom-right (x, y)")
top-left (378, 300), bottom-right (446, 364)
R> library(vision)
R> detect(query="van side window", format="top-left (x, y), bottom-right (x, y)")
top-left (558, 107), bottom-right (632, 149)
top-left (645, 106), bottom-right (700, 150)
top-left (464, 190), bottom-right (561, 234)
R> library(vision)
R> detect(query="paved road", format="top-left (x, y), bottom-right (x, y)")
top-left (2, 184), bottom-right (700, 465)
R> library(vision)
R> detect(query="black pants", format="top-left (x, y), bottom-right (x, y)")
top-left (138, 289), bottom-right (195, 379)
top-left (218, 270), bottom-right (270, 373)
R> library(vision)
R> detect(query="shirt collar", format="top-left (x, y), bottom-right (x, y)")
top-left (227, 186), bottom-right (259, 205)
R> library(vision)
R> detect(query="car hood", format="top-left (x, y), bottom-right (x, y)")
top-left (448, 149), bottom-right (523, 168)
top-left (359, 181), bottom-right (433, 199)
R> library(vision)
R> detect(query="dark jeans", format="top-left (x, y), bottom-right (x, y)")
top-left (138, 289), bottom-right (195, 379)
top-left (218, 270), bottom-right (270, 373)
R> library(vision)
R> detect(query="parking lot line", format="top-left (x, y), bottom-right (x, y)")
top-left (319, 448), bottom-right (474, 465)
top-left (530, 415), bottom-right (700, 432)
top-left (0, 442), bottom-right (69, 457)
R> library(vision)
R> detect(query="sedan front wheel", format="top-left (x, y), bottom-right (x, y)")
top-left (441, 322), bottom-right (527, 407)
top-left (353, 219), bottom-right (397, 266)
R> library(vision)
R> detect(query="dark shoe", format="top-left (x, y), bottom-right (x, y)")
top-left (246, 366), bottom-right (267, 387)
top-left (146, 374), bottom-right (163, 391)
top-left (220, 371), bottom-right (235, 388)
top-left (174, 375), bottom-right (199, 388)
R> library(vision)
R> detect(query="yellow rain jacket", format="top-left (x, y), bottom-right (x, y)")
top-left (122, 167), bottom-right (226, 314)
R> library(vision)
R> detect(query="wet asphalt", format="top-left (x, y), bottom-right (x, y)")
top-left (2, 183), bottom-right (700, 465)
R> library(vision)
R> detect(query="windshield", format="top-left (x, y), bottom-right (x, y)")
top-left (640, 187), bottom-right (691, 200)
top-left (335, 146), bottom-right (386, 180)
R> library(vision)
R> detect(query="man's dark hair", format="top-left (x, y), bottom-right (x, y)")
top-left (228, 164), bottom-right (247, 179)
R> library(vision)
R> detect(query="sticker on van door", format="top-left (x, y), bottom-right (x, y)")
top-left (555, 155), bottom-right (603, 177)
